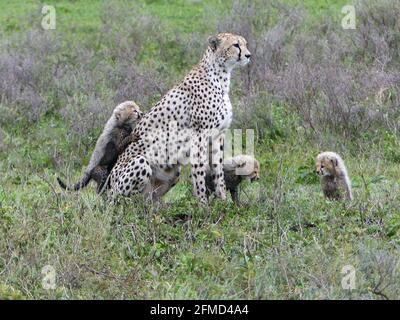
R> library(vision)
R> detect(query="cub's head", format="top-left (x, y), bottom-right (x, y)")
top-left (226, 155), bottom-right (260, 182)
top-left (114, 101), bottom-right (143, 129)
top-left (316, 152), bottom-right (339, 177)
top-left (208, 33), bottom-right (251, 69)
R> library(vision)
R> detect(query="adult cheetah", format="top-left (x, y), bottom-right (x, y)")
top-left (109, 33), bottom-right (251, 203)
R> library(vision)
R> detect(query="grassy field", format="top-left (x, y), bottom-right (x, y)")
top-left (0, 0), bottom-right (399, 299)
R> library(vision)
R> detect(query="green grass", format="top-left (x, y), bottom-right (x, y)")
top-left (142, 0), bottom-right (225, 34)
top-left (0, 0), bottom-right (226, 38)
top-left (0, 0), bottom-right (352, 37)
top-left (287, 0), bottom-right (349, 17)
top-left (1, 0), bottom-right (399, 299)
top-left (0, 0), bottom-right (101, 38)
top-left (2, 131), bottom-right (399, 299)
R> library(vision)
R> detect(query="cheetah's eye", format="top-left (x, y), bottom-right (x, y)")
top-left (233, 43), bottom-right (240, 48)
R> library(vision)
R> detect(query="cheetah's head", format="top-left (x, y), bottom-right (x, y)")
top-left (226, 155), bottom-right (260, 182)
top-left (316, 153), bottom-right (338, 177)
top-left (208, 33), bottom-right (251, 69)
top-left (114, 100), bottom-right (143, 129)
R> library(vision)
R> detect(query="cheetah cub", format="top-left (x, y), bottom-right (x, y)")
top-left (316, 151), bottom-right (352, 201)
top-left (57, 101), bottom-right (143, 193)
top-left (206, 155), bottom-right (260, 204)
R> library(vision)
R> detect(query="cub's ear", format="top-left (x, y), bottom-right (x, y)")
top-left (234, 159), bottom-right (246, 168)
top-left (115, 111), bottom-right (122, 122)
top-left (331, 158), bottom-right (338, 166)
top-left (208, 35), bottom-right (221, 51)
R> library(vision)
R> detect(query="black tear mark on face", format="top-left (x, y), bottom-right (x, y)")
top-left (233, 43), bottom-right (241, 61)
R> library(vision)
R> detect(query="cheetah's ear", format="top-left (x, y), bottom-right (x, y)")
top-left (115, 111), bottom-right (122, 122)
top-left (208, 35), bottom-right (221, 52)
top-left (233, 159), bottom-right (246, 168)
top-left (331, 158), bottom-right (338, 167)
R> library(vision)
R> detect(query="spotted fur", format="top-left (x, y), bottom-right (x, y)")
top-left (109, 33), bottom-right (251, 203)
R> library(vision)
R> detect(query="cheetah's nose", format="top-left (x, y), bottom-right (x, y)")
top-left (245, 54), bottom-right (251, 59)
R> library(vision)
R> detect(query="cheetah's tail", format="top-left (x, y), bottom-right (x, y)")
top-left (57, 174), bottom-right (91, 191)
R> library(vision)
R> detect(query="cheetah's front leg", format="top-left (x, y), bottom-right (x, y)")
top-left (190, 132), bottom-right (209, 204)
top-left (210, 134), bottom-right (227, 201)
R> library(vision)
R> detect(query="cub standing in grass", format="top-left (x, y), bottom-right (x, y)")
top-left (316, 151), bottom-right (353, 201)
top-left (57, 101), bottom-right (143, 193)
top-left (153, 154), bottom-right (260, 204)
top-left (206, 154), bottom-right (260, 204)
